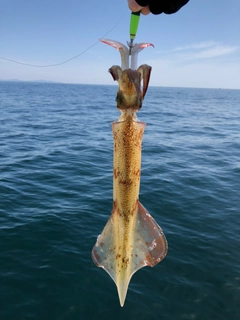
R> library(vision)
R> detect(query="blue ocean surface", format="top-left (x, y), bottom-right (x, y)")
top-left (0, 81), bottom-right (240, 320)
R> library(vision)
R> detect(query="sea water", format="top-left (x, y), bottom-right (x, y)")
top-left (0, 81), bottom-right (240, 320)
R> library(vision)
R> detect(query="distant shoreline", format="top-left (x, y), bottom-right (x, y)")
top-left (0, 79), bottom-right (239, 91)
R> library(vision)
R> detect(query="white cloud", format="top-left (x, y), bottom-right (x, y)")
top-left (172, 41), bottom-right (217, 52)
top-left (177, 45), bottom-right (238, 61)
top-left (158, 41), bottom-right (239, 62)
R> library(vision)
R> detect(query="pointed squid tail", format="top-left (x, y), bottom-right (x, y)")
top-left (92, 200), bottom-right (168, 306)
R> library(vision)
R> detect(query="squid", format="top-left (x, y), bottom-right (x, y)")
top-left (92, 39), bottom-right (168, 306)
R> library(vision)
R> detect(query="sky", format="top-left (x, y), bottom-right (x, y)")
top-left (0, 0), bottom-right (240, 89)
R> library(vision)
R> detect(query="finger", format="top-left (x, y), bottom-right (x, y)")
top-left (141, 5), bottom-right (150, 15)
top-left (128, 0), bottom-right (144, 12)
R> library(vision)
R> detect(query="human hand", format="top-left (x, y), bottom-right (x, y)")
top-left (128, 0), bottom-right (189, 15)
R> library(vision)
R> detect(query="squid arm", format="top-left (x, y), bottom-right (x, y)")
top-left (130, 42), bottom-right (154, 70)
top-left (100, 38), bottom-right (154, 71)
top-left (100, 39), bottom-right (129, 70)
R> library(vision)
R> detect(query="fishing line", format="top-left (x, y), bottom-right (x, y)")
top-left (0, 10), bottom-right (127, 68)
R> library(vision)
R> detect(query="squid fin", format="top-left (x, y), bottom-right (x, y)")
top-left (92, 201), bottom-right (168, 306)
